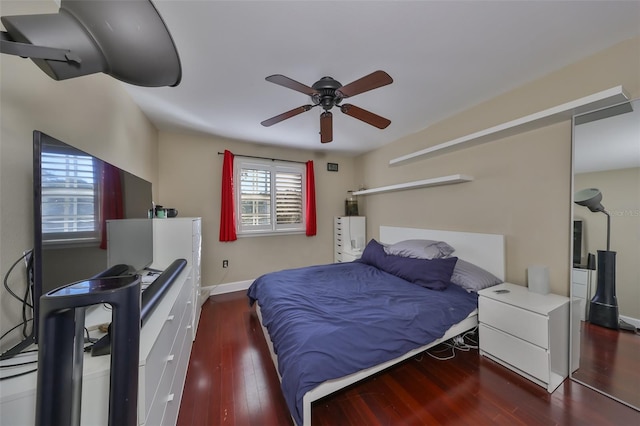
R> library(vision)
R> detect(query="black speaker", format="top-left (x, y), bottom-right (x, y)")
top-left (589, 250), bottom-right (618, 329)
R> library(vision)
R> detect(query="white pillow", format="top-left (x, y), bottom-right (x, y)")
top-left (384, 239), bottom-right (455, 260)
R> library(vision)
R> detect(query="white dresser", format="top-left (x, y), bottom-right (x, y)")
top-left (334, 216), bottom-right (366, 262)
top-left (153, 217), bottom-right (203, 341)
top-left (571, 267), bottom-right (594, 321)
top-left (0, 219), bottom-right (202, 426)
top-left (478, 282), bottom-right (570, 393)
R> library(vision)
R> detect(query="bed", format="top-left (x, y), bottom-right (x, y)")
top-left (248, 226), bottom-right (505, 425)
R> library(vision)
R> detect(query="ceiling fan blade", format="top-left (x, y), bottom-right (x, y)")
top-left (340, 104), bottom-right (391, 129)
top-left (320, 111), bottom-right (333, 143)
top-left (261, 105), bottom-right (313, 127)
top-left (265, 74), bottom-right (318, 96)
top-left (336, 70), bottom-right (393, 98)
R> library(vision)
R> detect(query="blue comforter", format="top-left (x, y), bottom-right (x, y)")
top-left (247, 261), bottom-right (478, 425)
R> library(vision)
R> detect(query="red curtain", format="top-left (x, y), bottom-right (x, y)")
top-left (219, 150), bottom-right (237, 241)
top-left (305, 160), bottom-right (317, 236)
top-left (99, 163), bottom-right (124, 249)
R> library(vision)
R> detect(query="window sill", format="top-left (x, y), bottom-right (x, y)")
top-left (237, 230), bottom-right (306, 238)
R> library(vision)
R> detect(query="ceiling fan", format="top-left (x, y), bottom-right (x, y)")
top-left (260, 70), bottom-right (393, 143)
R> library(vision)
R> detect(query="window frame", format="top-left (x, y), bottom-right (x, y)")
top-left (235, 158), bottom-right (307, 236)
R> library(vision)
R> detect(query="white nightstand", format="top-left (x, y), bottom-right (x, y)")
top-left (478, 283), bottom-right (570, 393)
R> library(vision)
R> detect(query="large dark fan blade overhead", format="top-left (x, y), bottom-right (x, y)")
top-left (265, 74), bottom-right (318, 96)
top-left (261, 105), bottom-right (313, 127)
top-left (340, 104), bottom-right (391, 129)
top-left (336, 70), bottom-right (393, 98)
top-left (320, 112), bottom-right (333, 143)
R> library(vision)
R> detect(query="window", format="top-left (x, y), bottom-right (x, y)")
top-left (235, 158), bottom-right (306, 235)
top-left (41, 144), bottom-right (101, 244)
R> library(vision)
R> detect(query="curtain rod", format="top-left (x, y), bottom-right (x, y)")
top-left (217, 151), bottom-right (307, 165)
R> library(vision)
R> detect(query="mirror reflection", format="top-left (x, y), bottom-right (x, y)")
top-left (571, 98), bottom-right (640, 410)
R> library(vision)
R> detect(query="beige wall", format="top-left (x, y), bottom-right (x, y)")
top-left (356, 36), bottom-right (640, 296)
top-left (157, 132), bottom-right (358, 287)
top-left (1, 0), bottom-right (638, 353)
top-left (0, 1), bottom-right (159, 352)
top-left (574, 168), bottom-right (640, 319)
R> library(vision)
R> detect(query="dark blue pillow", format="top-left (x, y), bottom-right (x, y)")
top-left (359, 240), bottom-right (457, 291)
top-left (380, 255), bottom-right (458, 291)
top-left (358, 239), bottom-right (387, 267)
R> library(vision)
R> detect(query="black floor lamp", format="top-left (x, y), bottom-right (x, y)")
top-left (574, 188), bottom-right (619, 329)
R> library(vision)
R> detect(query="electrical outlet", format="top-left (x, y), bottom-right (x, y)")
top-left (222, 260), bottom-right (229, 268)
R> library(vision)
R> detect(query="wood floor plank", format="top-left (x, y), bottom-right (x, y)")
top-left (178, 292), bottom-right (640, 425)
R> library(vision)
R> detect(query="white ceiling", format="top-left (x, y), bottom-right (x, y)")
top-left (122, 0), bottom-right (640, 156)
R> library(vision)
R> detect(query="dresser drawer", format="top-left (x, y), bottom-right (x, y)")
top-left (479, 297), bottom-right (549, 349)
top-left (161, 324), bottom-right (193, 426)
top-left (572, 282), bottom-right (587, 299)
top-left (144, 300), bottom-right (191, 426)
top-left (479, 324), bottom-right (549, 384)
top-left (140, 278), bottom-right (192, 422)
top-left (572, 269), bottom-right (589, 285)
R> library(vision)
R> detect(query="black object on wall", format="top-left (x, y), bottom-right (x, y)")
top-left (36, 275), bottom-right (141, 426)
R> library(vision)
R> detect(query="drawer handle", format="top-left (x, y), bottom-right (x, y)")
top-left (167, 315), bottom-right (175, 321)
top-left (167, 354), bottom-right (175, 362)
top-left (167, 393), bottom-right (175, 402)
top-left (186, 325), bottom-right (192, 331)
top-left (187, 300), bottom-right (192, 305)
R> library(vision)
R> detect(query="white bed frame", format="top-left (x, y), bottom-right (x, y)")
top-left (256, 226), bottom-right (505, 426)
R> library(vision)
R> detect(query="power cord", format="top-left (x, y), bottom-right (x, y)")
top-left (419, 327), bottom-right (479, 361)
top-left (1, 250), bottom-right (34, 345)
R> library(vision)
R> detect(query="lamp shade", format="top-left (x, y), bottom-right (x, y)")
top-left (574, 188), bottom-right (605, 213)
top-left (1, 0), bottom-right (181, 87)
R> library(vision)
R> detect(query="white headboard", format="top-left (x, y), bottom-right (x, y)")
top-left (379, 226), bottom-right (505, 280)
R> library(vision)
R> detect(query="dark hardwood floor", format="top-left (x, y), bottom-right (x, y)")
top-left (178, 292), bottom-right (640, 425)
top-left (572, 321), bottom-right (640, 408)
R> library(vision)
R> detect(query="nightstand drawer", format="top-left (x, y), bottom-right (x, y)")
top-left (479, 324), bottom-right (549, 383)
top-left (479, 297), bottom-right (549, 348)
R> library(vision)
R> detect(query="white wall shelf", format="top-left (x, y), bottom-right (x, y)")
top-left (352, 174), bottom-right (473, 196)
top-left (390, 86), bottom-right (629, 166)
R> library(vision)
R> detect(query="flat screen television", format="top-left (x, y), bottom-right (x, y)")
top-left (0, 131), bottom-right (153, 359)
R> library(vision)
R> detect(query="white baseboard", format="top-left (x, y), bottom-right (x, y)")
top-left (619, 314), bottom-right (639, 329)
top-left (205, 280), bottom-right (253, 296)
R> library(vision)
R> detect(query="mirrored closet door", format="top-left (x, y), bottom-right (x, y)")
top-left (570, 98), bottom-right (639, 410)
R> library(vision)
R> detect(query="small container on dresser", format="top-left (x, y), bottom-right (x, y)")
top-left (478, 282), bottom-right (570, 393)
top-left (334, 216), bottom-right (366, 262)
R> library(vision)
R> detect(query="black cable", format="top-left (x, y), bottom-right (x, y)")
top-left (22, 251), bottom-right (34, 337)
top-left (3, 250), bottom-right (33, 308)
top-left (0, 368), bottom-right (37, 381)
top-left (84, 327), bottom-right (97, 344)
top-left (0, 359), bottom-right (37, 368)
top-left (0, 319), bottom-right (32, 342)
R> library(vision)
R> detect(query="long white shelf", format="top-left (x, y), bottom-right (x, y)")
top-left (352, 174), bottom-right (473, 196)
top-left (390, 86), bottom-right (629, 165)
